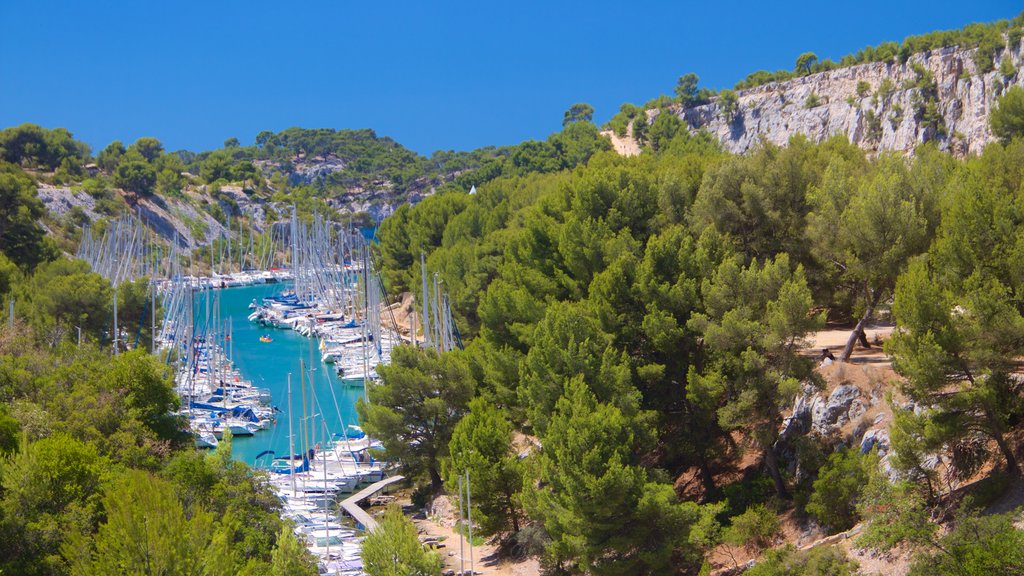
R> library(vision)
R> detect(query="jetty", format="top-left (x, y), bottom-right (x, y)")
top-left (340, 475), bottom-right (405, 531)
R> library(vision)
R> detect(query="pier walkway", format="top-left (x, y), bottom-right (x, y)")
top-left (340, 475), bottom-right (405, 531)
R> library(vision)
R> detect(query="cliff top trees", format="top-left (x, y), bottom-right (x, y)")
top-left (562, 103), bottom-right (595, 127)
top-left (0, 123), bottom-right (89, 171)
top-left (0, 163), bottom-right (54, 271)
top-left (795, 52), bottom-right (818, 75)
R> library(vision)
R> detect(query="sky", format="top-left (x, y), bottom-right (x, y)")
top-left (0, 0), bottom-right (1020, 156)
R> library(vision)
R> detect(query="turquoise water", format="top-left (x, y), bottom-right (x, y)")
top-left (192, 284), bottom-right (366, 465)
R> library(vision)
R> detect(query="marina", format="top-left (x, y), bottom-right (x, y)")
top-left (76, 209), bottom-right (462, 574)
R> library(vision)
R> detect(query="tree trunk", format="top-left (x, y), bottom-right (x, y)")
top-left (429, 466), bottom-right (444, 492)
top-left (992, 423), bottom-right (1020, 476)
top-left (507, 492), bottom-right (520, 533)
top-left (699, 458), bottom-right (716, 499)
top-left (763, 444), bottom-right (790, 499)
top-left (841, 289), bottom-right (881, 362)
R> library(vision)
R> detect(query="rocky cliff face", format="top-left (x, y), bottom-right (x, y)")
top-left (657, 41), bottom-right (1023, 156)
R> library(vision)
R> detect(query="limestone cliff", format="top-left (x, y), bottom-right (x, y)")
top-left (652, 41), bottom-right (1023, 156)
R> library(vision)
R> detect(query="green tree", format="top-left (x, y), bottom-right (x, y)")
top-left (128, 137), bottom-right (164, 163)
top-left (2, 433), bottom-right (107, 576)
top-left (675, 73), bottom-right (702, 106)
top-left (886, 259), bottom-right (1024, 475)
top-left (65, 469), bottom-right (213, 576)
top-left (105, 350), bottom-right (181, 441)
top-left (97, 140), bottom-right (126, 172)
top-left (199, 150), bottom-right (234, 183)
top-left (114, 150), bottom-right (158, 195)
top-left (562, 102), bottom-right (595, 127)
top-left (0, 163), bottom-right (54, 270)
top-left (116, 277), bottom-right (162, 353)
top-left (443, 398), bottom-right (524, 536)
top-left (361, 506), bottom-right (443, 576)
top-left (525, 379), bottom-right (714, 575)
top-left (520, 301), bottom-right (638, 434)
top-left (269, 524), bottom-right (318, 575)
top-left (223, 137), bottom-right (241, 148)
top-left (990, 85), bottom-right (1024, 143)
top-left (16, 258), bottom-right (112, 346)
top-left (796, 52), bottom-right (819, 75)
top-left (0, 123), bottom-right (88, 170)
top-left (688, 254), bottom-right (824, 497)
top-left (357, 346), bottom-right (475, 490)
top-left (807, 448), bottom-right (876, 532)
top-left (724, 504), bottom-right (780, 551)
top-left (648, 112), bottom-right (685, 151)
top-left (807, 156), bottom-right (930, 360)
top-left (719, 89), bottom-right (739, 121)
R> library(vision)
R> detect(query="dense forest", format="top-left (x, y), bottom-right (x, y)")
top-left (365, 85), bottom-right (1024, 575)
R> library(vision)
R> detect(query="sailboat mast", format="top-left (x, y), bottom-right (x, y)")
top-left (288, 373), bottom-right (296, 496)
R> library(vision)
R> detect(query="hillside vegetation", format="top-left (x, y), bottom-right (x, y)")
top-left (5, 12), bottom-right (1024, 576)
top-left (369, 86), bottom-right (1024, 574)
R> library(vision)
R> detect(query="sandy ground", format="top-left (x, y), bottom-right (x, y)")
top-left (806, 323), bottom-right (894, 351)
top-left (405, 495), bottom-right (540, 576)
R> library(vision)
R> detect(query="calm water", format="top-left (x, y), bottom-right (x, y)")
top-left (193, 284), bottom-right (366, 465)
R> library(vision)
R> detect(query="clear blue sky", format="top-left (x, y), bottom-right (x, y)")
top-left (0, 1), bottom-right (1019, 156)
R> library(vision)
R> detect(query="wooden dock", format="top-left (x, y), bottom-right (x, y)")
top-left (340, 475), bottom-right (405, 532)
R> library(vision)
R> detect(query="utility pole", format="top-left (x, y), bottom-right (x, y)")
top-left (75, 326), bottom-right (82, 348)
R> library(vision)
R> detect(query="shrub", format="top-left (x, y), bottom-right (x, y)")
top-left (856, 81), bottom-right (871, 98)
top-left (1000, 55), bottom-right (1017, 79)
top-left (876, 78), bottom-right (895, 101)
top-left (990, 86), bottom-right (1024, 142)
top-left (746, 545), bottom-right (859, 576)
top-left (807, 449), bottom-right (876, 532)
top-left (865, 109), bottom-right (883, 142)
top-left (725, 504), bottom-right (780, 551)
top-left (805, 93), bottom-right (822, 109)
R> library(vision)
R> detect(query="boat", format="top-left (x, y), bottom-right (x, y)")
top-left (260, 335), bottom-right (273, 343)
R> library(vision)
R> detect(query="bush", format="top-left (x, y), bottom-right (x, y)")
top-left (805, 93), bottom-right (822, 109)
top-left (1000, 55), bottom-right (1017, 79)
top-left (746, 545), bottom-right (859, 576)
top-left (876, 78), bottom-right (895, 100)
top-left (856, 81), bottom-right (871, 98)
top-left (907, 510), bottom-right (1024, 576)
top-left (990, 86), bottom-right (1024, 143)
top-left (725, 504), bottom-right (780, 551)
top-left (865, 109), bottom-right (883, 142)
top-left (807, 449), bottom-right (875, 533)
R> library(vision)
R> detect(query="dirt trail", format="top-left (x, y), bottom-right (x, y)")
top-left (405, 495), bottom-right (539, 576)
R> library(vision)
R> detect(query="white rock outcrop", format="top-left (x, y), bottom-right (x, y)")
top-left (655, 42), bottom-right (1024, 156)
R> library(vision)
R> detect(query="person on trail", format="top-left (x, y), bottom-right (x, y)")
top-left (821, 347), bottom-right (835, 361)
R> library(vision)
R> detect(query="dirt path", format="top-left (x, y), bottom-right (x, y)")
top-left (806, 323), bottom-right (894, 351)
top-left (406, 495), bottom-right (540, 576)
